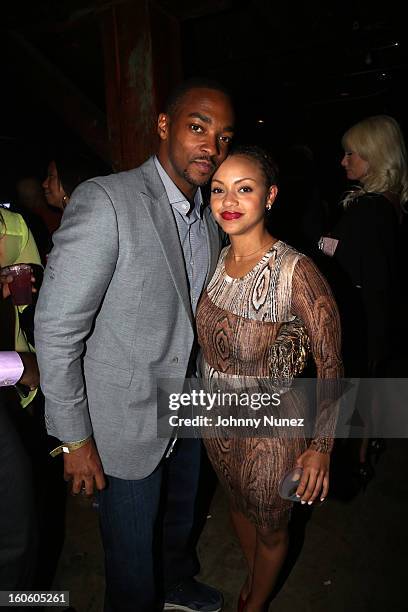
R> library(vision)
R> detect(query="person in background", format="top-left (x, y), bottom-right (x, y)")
top-left (0, 208), bottom-right (41, 590)
top-left (0, 350), bottom-right (39, 591)
top-left (16, 176), bottom-right (61, 265)
top-left (42, 154), bottom-right (108, 213)
top-left (0, 206), bottom-right (67, 591)
top-left (318, 114), bottom-right (408, 481)
top-left (17, 176), bottom-right (62, 233)
top-left (0, 207), bottom-right (42, 391)
top-left (35, 79), bottom-right (235, 612)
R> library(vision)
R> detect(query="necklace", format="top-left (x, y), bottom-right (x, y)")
top-left (230, 238), bottom-right (276, 260)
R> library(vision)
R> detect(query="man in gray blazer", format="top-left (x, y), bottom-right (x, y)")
top-left (34, 79), bottom-right (235, 612)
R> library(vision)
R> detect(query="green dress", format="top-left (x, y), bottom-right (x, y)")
top-left (0, 209), bottom-right (41, 406)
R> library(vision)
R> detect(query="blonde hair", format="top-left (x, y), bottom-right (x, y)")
top-left (341, 115), bottom-right (408, 210)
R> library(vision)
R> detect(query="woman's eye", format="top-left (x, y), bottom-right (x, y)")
top-left (190, 124), bottom-right (204, 133)
top-left (211, 187), bottom-right (223, 194)
top-left (239, 186), bottom-right (252, 193)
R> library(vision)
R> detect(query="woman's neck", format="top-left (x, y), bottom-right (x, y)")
top-left (229, 231), bottom-right (275, 261)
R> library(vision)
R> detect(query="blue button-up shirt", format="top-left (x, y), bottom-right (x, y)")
top-left (154, 156), bottom-right (209, 314)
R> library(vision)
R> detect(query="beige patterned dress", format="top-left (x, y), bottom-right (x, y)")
top-left (196, 241), bottom-right (342, 530)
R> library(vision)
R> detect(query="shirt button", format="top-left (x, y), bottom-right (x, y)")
top-left (183, 204), bottom-right (189, 211)
top-left (171, 357), bottom-right (179, 363)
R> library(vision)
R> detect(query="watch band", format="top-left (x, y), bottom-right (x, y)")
top-left (50, 436), bottom-right (91, 458)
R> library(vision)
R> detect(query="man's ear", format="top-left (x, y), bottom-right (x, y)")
top-left (157, 113), bottom-right (170, 141)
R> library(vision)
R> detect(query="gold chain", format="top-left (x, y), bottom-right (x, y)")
top-left (230, 238), bottom-right (275, 260)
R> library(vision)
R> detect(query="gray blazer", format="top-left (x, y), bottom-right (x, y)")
top-left (34, 157), bottom-right (221, 479)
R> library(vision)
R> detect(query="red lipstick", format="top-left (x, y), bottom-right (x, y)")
top-left (221, 211), bottom-right (243, 220)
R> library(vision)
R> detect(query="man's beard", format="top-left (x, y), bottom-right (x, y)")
top-left (182, 168), bottom-right (210, 187)
top-left (182, 158), bottom-right (216, 187)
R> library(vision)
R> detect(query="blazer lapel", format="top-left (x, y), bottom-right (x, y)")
top-left (140, 159), bottom-right (194, 328)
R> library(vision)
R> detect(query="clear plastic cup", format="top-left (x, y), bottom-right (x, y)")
top-left (278, 466), bottom-right (303, 502)
top-left (2, 264), bottom-right (33, 306)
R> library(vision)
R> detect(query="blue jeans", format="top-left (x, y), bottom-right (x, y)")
top-left (98, 439), bottom-right (202, 612)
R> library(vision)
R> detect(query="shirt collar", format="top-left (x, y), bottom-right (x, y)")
top-left (154, 156), bottom-right (203, 218)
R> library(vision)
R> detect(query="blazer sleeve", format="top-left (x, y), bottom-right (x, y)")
top-left (34, 180), bottom-right (119, 442)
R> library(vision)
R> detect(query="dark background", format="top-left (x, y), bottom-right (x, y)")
top-left (0, 0), bottom-right (407, 207)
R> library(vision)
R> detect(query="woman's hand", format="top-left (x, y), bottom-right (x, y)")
top-left (295, 448), bottom-right (330, 504)
top-left (318, 236), bottom-right (339, 257)
top-left (0, 270), bottom-right (14, 298)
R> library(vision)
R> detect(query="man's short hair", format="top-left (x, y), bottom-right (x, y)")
top-left (163, 77), bottom-right (233, 117)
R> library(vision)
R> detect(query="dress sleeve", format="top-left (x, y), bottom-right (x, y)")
top-left (14, 225), bottom-right (42, 267)
top-left (292, 256), bottom-right (343, 452)
top-left (1, 211), bottom-right (38, 268)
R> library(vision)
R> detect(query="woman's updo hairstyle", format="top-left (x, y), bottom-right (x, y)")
top-left (228, 144), bottom-right (279, 188)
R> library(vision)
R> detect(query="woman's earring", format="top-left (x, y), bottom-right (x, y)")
top-left (61, 195), bottom-right (70, 210)
top-left (266, 202), bottom-right (272, 211)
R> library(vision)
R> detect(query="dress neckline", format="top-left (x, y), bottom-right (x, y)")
top-left (222, 241), bottom-right (281, 282)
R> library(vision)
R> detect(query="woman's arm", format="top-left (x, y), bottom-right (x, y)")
top-left (292, 256), bottom-right (343, 380)
top-left (291, 256), bottom-right (343, 503)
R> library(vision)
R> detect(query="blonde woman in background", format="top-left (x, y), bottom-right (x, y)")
top-left (319, 114), bottom-right (408, 482)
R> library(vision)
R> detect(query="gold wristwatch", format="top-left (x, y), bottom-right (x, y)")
top-left (50, 436), bottom-right (91, 458)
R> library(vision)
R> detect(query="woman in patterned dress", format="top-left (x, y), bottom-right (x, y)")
top-left (196, 145), bottom-right (343, 612)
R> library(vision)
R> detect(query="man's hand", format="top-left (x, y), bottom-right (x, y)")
top-left (63, 438), bottom-right (106, 496)
top-left (1, 270), bottom-right (37, 299)
top-left (295, 448), bottom-right (330, 504)
top-left (18, 352), bottom-right (40, 390)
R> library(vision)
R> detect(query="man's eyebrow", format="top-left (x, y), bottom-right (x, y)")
top-left (187, 112), bottom-right (235, 132)
top-left (188, 112), bottom-right (211, 124)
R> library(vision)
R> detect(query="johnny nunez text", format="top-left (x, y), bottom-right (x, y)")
top-left (168, 415), bottom-right (305, 428)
